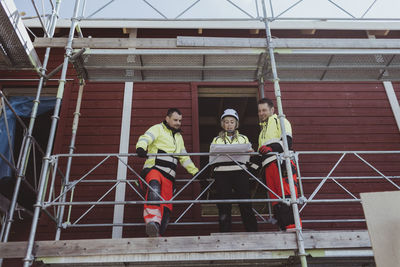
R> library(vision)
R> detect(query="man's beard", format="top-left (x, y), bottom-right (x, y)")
top-left (171, 125), bottom-right (180, 130)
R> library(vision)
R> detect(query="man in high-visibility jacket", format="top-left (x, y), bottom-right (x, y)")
top-left (136, 108), bottom-right (199, 237)
top-left (257, 98), bottom-right (300, 231)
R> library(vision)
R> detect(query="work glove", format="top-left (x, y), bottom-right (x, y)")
top-left (259, 145), bottom-right (273, 155)
top-left (136, 147), bottom-right (148, 158)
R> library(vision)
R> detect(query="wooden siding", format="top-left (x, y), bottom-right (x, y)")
top-left (40, 82), bottom-right (125, 240)
top-left (3, 77), bottom-right (400, 240)
top-left (126, 83), bottom-right (200, 237)
top-left (36, 82), bottom-right (201, 239)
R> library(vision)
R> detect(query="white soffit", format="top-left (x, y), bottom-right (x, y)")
top-left (70, 37), bottom-right (400, 82)
top-left (73, 44), bottom-right (400, 82)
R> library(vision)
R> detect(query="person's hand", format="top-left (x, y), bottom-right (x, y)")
top-left (259, 145), bottom-right (272, 155)
top-left (136, 147), bottom-right (148, 158)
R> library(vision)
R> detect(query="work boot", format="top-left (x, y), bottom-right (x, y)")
top-left (285, 219), bottom-right (302, 232)
top-left (286, 224), bottom-right (296, 232)
top-left (146, 222), bottom-right (160, 237)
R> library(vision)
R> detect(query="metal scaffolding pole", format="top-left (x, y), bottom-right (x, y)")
top-left (261, 1), bottom-right (308, 267)
top-left (22, 0), bottom-right (82, 266)
top-left (258, 76), bottom-right (265, 99)
top-left (0, 0), bottom-right (62, 253)
top-left (55, 79), bottom-right (85, 240)
top-left (5, 149), bottom-right (395, 236)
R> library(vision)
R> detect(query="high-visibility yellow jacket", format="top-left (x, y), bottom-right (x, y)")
top-left (258, 114), bottom-right (293, 167)
top-left (136, 122), bottom-right (198, 181)
top-left (211, 131), bottom-right (249, 145)
top-left (210, 130), bottom-right (250, 172)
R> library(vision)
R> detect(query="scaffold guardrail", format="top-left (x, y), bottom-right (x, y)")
top-left (34, 150), bottom-right (400, 233)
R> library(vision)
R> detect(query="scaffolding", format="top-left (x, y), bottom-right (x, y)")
top-left (0, 0), bottom-right (61, 266)
top-left (1, 0), bottom-right (400, 266)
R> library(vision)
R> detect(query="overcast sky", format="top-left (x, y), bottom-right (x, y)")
top-left (15, 0), bottom-right (400, 20)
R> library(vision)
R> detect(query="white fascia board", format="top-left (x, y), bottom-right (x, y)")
top-left (22, 18), bottom-right (400, 30)
top-left (383, 81), bottom-right (400, 133)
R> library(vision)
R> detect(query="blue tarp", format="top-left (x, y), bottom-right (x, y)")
top-left (0, 96), bottom-right (56, 179)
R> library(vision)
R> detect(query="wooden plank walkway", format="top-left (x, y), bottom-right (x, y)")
top-left (0, 230), bottom-right (374, 266)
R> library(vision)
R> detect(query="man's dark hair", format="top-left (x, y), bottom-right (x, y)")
top-left (258, 98), bottom-right (274, 108)
top-left (166, 108), bottom-right (182, 117)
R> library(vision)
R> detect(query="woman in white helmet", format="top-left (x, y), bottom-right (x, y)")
top-left (210, 109), bottom-right (258, 232)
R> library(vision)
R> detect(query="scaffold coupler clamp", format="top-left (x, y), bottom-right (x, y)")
top-left (296, 251), bottom-right (309, 257)
top-left (48, 155), bottom-right (57, 165)
top-left (272, 77), bottom-right (280, 83)
top-left (290, 199), bottom-right (302, 206)
top-left (38, 66), bottom-right (47, 74)
top-left (283, 198), bottom-right (291, 206)
top-left (62, 221), bottom-right (71, 229)
top-left (258, 16), bottom-right (267, 22)
top-left (298, 196), bottom-right (307, 205)
top-left (277, 113), bottom-right (287, 121)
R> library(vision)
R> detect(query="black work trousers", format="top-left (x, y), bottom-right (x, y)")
top-left (214, 170), bottom-right (258, 232)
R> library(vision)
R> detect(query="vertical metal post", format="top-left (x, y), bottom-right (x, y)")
top-left (55, 79), bottom-right (85, 240)
top-left (261, 1), bottom-right (308, 266)
top-left (112, 29), bottom-right (136, 238)
top-left (112, 82), bottom-right (133, 238)
top-left (257, 76), bottom-right (269, 219)
top-left (0, 0), bottom-right (62, 246)
top-left (22, 0), bottom-right (82, 266)
top-left (258, 76), bottom-right (265, 99)
top-left (0, 213), bottom-right (6, 241)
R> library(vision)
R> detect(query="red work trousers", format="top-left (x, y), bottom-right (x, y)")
top-left (143, 169), bottom-right (173, 226)
top-left (265, 160), bottom-right (300, 230)
top-left (264, 160), bottom-right (298, 206)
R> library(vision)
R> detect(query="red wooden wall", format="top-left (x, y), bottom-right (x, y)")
top-left (36, 82), bottom-right (125, 240)
top-left (125, 83), bottom-right (201, 237)
top-left (264, 82), bottom-right (400, 230)
top-left (38, 82), bottom-right (202, 239)
top-left (2, 76), bottom-right (400, 240)
top-left (47, 80), bottom-right (400, 239)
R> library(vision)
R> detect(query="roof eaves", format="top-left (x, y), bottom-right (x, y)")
top-left (22, 18), bottom-right (400, 31)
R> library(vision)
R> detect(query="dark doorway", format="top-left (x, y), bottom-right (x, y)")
top-left (198, 96), bottom-right (259, 157)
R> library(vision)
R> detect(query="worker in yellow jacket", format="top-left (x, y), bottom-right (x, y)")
top-left (257, 98), bottom-right (300, 231)
top-left (210, 109), bottom-right (258, 232)
top-left (136, 108), bottom-right (199, 237)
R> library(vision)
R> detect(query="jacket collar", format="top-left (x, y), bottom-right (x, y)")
top-left (259, 114), bottom-right (277, 128)
top-left (163, 120), bottom-right (181, 135)
top-left (223, 130), bottom-right (238, 138)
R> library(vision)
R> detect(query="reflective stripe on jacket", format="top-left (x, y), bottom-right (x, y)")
top-left (211, 131), bottom-right (250, 172)
top-left (136, 122), bottom-right (198, 180)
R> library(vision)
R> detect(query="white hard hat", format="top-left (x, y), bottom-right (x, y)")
top-left (221, 109), bottom-right (239, 121)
